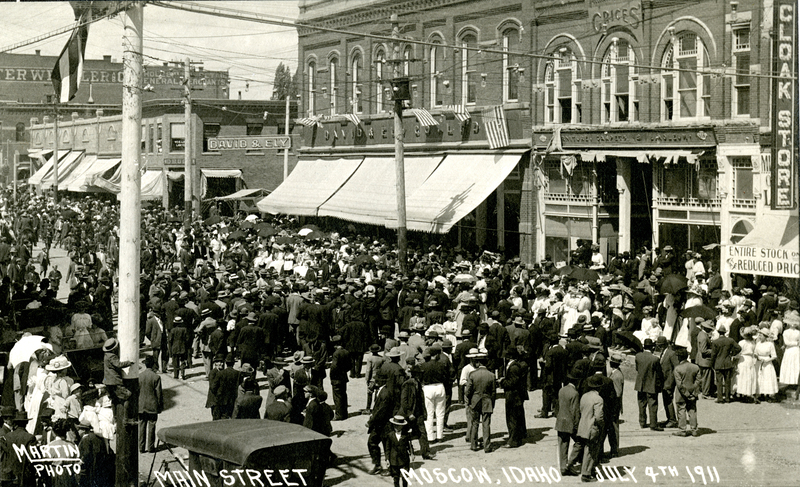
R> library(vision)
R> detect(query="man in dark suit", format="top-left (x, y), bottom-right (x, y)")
top-left (657, 336), bottom-right (679, 428)
top-left (500, 347), bottom-right (528, 448)
top-left (634, 338), bottom-right (663, 430)
top-left (695, 320), bottom-right (714, 398)
top-left (672, 347), bottom-right (701, 437)
top-left (169, 315), bottom-right (191, 380)
top-left (329, 335), bottom-right (352, 421)
top-left (465, 353), bottom-right (496, 453)
top-left (386, 415), bottom-right (414, 487)
top-left (232, 377), bottom-right (263, 419)
top-left (538, 339), bottom-right (569, 418)
top-left (0, 411), bottom-right (36, 486)
top-left (138, 355), bottom-right (164, 453)
top-left (215, 354), bottom-right (240, 419)
top-left (367, 376), bottom-right (392, 475)
top-left (554, 371), bottom-right (581, 476)
top-left (710, 326), bottom-right (741, 403)
top-left (399, 365), bottom-right (431, 460)
top-left (264, 385), bottom-right (292, 422)
top-left (236, 313), bottom-right (264, 371)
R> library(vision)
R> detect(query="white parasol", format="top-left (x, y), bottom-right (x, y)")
top-left (9, 335), bottom-right (52, 368)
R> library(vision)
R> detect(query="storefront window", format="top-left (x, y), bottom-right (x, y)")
top-left (170, 122), bottom-right (185, 152)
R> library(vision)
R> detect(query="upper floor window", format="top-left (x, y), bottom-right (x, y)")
top-left (661, 32), bottom-right (711, 121)
top-left (460, 32), bottom-right (478, 105)
top-left (601, 38), bottom-right (639, 123)
top-left (307, 61), bottom-right (316, 115)
top-left (170, 122), bottom-right (185, 152)
top-left (429, 40), bottom-right (444, 107)
top-left (732, 28), bottom-right (750, 116)
top-left (329, 57), bottom-right (338, 114)
top-left (203, 123), bottom-right (220, 153)
top-left (545, 47), bottom-right (581, 124)
top-left (731, 156), bottom-right (754, 199)
top-left (403, 45), bottom-right (412, 76)
top-left (351, 52), bottom-right (362, 114)
top-left (375, 47), bottom-right (386, 113)
top-left (502, 28), bottom-right (521, 102)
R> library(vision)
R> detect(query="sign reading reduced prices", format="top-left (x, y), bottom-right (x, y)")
top-left (772, 0), bottom-right (797, 210)
top-left (723, 244), bottom-right (800, 279)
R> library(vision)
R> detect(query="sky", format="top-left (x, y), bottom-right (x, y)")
top-left (0, 1), bottom-right (300, 100)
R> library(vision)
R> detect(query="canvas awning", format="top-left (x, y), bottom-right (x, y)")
top-left (736, 213), bottom-right (799, 249)
top-left (27, 150), bottom-right (71, 186)
top-left (113, 170), bottom-right (165, 201)
top-left (79, 158), bottom-right (122, 192)
top-left (317, 155), bottom-right (444, 225)
top-left (721, 212), bottom-right (799, 280)
top-left (257, 157), bottom-right (363, 215)
top-left (390, 151), bottom-right (525, 233)
top-left (39, 150), bottom-right (85, 190)
top-left (213, 188), bottom-right (269, 201)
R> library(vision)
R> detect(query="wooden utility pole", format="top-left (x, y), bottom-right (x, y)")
top-left (283, 94), bottom-right (290, 181)
top-left (52, 101), bottom-right (59, 202)
top-left (184, 57), bottom-right (193, 225)
top-left (12, 150), bottom-right (18, 203)
top-left (117, 3), bottom-right (143, 485)
top-left (391, 14), bottom-right (408, 274)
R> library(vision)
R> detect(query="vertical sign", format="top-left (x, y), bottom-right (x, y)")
top-left (772, 0), bottom-right (797, 209)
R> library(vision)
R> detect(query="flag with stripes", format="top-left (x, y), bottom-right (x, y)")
top-left (481, 106), bottom-right (509, 149)
top-left (51, 13), bottom-right (90, 103)
top-left (445, 104), bottom-right (470, 122)
top-left (296, 115), bottom-right (323, 128)
top-left (344, 113), bottom-right (361, 126)
top-left (409, 108), bottom-right (439, 127)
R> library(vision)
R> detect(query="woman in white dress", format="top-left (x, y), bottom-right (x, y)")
top-left (735, 326), bottom-right (758, 402)
top-left (754, 327), bottom-right (779, 401)
top-left (779, 322), bottom-right (800, 392)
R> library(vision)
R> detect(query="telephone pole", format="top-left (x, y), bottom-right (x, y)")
top-left (391, 14), bottom-right (408, 274)
top-left (118, 3), bottom-right (143, 486)
top-left (184, 58), bottom-right (193, 225)
top-left (52, 101), bottom-right (59, 202)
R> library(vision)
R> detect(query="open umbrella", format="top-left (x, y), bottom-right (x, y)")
top-left (297, 228), bottom-right (313, 237)
top-left (239, 220), bottom-right (254, 229)
top-left (300, 224), bottom-right (320, 232)
top-left (228, 230), bottom-right (246, 241)
top-left (274, 236), bottom-right (294, 245)
top-left (60, 209), bottom-right (79, 219)
top-left (203, 215), bottom-right (221, 226)
top-left (9, 335), bottom-right (52, 368)
top-left (659, 274), bottom-right (688, 295)
top-left (568, 267), bottom-right (599, 282)
top-left (258, 226), bottom-right (277, 238)
top-left (557, 265), bottom-right (575, 276)
top-left (303, 230), bottom-right (326, 240)
top-left (614, 331), bottom-right (643, 354)
top-left (681, 304), bottom-right (717, 321)
top-left (453, 273), bottom-right (477, 284)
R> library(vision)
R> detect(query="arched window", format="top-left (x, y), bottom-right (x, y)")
top-left (307, 60), bottom-right (316, 115)
top-left (730, 219), bottom-right (754, 244)
top-left (429, 39), bottom-right (444, 107)
top-left (403, 45), bottom-right (412, 76)
top-left (661, 31), bottom-right (710, 120)
top-left (329, 56), bottom-right (339, 114)
top-left (600, 38), bottom-right (639, 123)
top-left (351, 52), bottom-right (362, 114)
top-left (502, 27), bottom-right (521, 103)
top-left (459, 32), bottom-right (478, 105)
top-left (544, 46), bottom-right (581, 124)
top-left (375, 47), bottom-right (386, 113)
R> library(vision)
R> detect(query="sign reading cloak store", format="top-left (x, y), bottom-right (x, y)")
top-left (207, 136), bottom-right (291, 150)
top-left (772, 0), bottom-right (797, 210)
top-left (587, 0), bottom-right (642, 34)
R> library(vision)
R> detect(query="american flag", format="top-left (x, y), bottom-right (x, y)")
top-left (481, 106), bottom-right (509, 149)
top-left (445, 105), bottom-right (470, 122)
top-left (296, 115), bottom-right (323, 128)
top-left (344, 113), bottom-right (361, 126)
top-left (51, 12), bottom-right (90, 103)
top-left (409, 108), bottom-right (439, 127)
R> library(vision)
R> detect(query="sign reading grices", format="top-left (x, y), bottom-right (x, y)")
top-left (207, 136), bottom-right (291, 151)
top-left (723, 244), bottom-right (800, 278)
top-left (587, 0), bottom-right (642, 34)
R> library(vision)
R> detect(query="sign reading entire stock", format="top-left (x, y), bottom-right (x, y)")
top-left (772, 0), bottom-right (797, 210)
top-left (587, 0), bottom-right (642, 34)
top-left (207, 136), bottom-right (291, 151)
top-left (724, 244), bottom-right (800, 279)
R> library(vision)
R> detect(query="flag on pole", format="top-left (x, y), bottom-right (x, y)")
top-left (481, 105), bottom-right (509, 149)
top-left (296, 115), bottom-right (323, 128)
top-left (344, 113), bottom-right (361, 126)
top-left (409, 108), bottom-right (439, 127)
top-left (445, 105), bottom-right (470, 122)
top-left (51, 13), bottom-right (90, 103)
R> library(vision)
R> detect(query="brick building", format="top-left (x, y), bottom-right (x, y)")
top-left (0, 50), bottom-right (228, 183)
top-left (260, 0), bottom-right (796, 280)
top-left (27, 98), bottom-right (298, 210)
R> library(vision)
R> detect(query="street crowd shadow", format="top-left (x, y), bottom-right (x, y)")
top-left (617, 445), bottom-right (648, 457)
top-left (162, 388), bottom-right (179, 410)
top-left (324, 454), bottom-right (362, 487)
top-left (524, 426), bottom-right (549, 444)
top-left (694, 427), bottom-right (716, 437)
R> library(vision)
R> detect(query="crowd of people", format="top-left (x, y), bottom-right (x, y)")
top-left (0, 189), bottom-right (797, 485)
